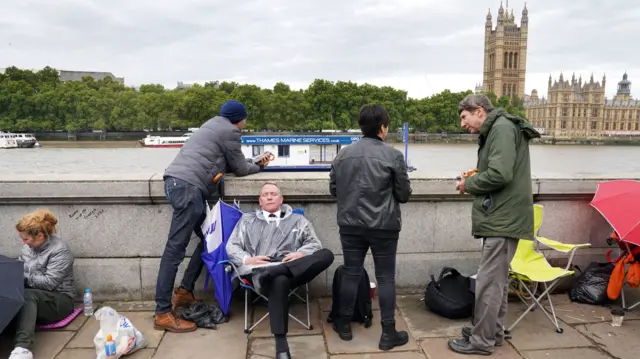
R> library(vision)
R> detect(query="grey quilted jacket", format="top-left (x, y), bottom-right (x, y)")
top-left (20, 235), bottom-right (76, 298)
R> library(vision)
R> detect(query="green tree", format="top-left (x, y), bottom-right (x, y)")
top-left (0, 66), bottom-right (521, 134)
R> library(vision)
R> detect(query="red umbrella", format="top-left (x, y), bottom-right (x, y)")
top-left (590, 180), bottom-right (640, 246)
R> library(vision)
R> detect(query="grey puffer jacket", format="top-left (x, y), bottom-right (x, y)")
top-left (329, 136), bottom-right (412, 236)
top-left (20, 235), bottom-right (76, 299)
top-left (163, 116), bottom-right (261, 196)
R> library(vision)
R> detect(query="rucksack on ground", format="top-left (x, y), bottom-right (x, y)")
top-left (327, 265), bottom-right (373, 328)
top-left (424, 267), bottom-right (475, 319)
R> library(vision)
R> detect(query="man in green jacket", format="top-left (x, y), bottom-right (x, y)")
top-left (450, 94), bottom-right (540, 356)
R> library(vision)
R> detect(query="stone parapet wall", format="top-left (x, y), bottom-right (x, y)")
top-left (0, 173), bottom-right (618, 301)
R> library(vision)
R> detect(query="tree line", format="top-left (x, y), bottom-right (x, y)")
top-left (0, 66), bottom-right (526, 133)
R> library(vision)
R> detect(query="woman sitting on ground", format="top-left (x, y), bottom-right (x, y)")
top-left (9, 209), bottom-right (75, 359)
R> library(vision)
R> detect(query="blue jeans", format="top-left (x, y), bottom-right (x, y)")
top-left (155, 176), bottom-right (207, 314)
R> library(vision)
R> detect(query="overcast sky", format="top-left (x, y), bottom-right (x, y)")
top-left (1, 0), bottom-right (638, 99)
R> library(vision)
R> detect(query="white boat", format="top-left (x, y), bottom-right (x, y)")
top-left (14, 133), bottom-right (40, 148)
top-left (0, 132), bottom-right (18, 149)
top-left (138, 128), bottom-right (198, 148)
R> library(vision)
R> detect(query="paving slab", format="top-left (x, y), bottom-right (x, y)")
top-left (521, 348), bottom-right (612, 359)
top-left (543, 294), bottom-right (640, 324)
top-left (323, 310), bottom-right (419, 355)
top-left (55, 348), bottom-right (155, 359)
top-left (319, 297), bottom-right (380, 312)
top-left (0, 331), bottom-right (74, 359)
top-left (153, 316), bottom-right (248, 359)
top-left (330, 352), bottom-right (427, 359)
top-left (575, 320), bottom-right (640, 359)
top-left (100, 301), bottom-right (156, 312)
top-left (395, 295), bottom-right (423, 309)
top-left (504, 303), bottom-right (592, 352)
top-left (418, 338), bottom-right (522, 359)
top-left (251, 300), bottom-right (323, 337)
top-left (31, 332), bottom-right (75, 359)
top-left (249, 335), bottom-right (327, 359)
top-left (398, 296), bottom-right (469, 339)
top-left (66, 311), bottom-right (164, 349)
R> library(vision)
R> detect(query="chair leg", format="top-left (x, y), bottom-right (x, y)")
top-left (244, 288), bottom-right (250, 334)
top-left (286, 285), bottom-right (313, 330)
top-left (506, 278), bottom-right (564, 335)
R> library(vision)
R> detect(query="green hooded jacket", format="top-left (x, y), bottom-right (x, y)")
top-left (464, 108), bottom-right (541, 240)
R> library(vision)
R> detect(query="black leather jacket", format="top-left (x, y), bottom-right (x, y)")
top-left (329, 136), bottom-right (412, 236)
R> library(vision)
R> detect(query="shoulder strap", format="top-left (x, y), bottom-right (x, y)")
top-left (438, 267), bottom-right (461, 281)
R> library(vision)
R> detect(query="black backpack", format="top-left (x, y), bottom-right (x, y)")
top-left (424, 267), bottom-right (475, 319)
top-left (327, 265), bottom-right (373, 328)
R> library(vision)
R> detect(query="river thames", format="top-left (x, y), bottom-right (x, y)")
top-left (2, 141), bottom-right (638, 178)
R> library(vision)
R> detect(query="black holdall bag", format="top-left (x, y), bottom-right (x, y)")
top-left (327, 264), bottom-right (373, 328)
top-left (424, 267), bottom-right (475, 319)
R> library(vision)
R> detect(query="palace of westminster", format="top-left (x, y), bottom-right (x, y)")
top-left (479, 2), bottom-right (640, 137)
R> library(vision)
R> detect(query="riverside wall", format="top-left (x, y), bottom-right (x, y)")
top-left (0, 172), bottom-right (618, 301)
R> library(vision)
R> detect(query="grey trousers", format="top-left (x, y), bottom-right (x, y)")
top-left (469, 237), bottom-right (518, 350)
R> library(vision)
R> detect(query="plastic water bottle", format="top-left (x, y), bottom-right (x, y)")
top-left (83, 289), bottom-right (94, 316)
top-left (105, 333), bottom-right (117, 358)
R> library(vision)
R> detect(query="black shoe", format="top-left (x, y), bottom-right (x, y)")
top-left (379, 322), bottom-right (409, 351)
top-left (448, 338), bottom-right (492, 356)
top-left (275, 350), bottom-right (291, 359)
top-left (331, 316), bottom-right (353, 341)
top-left (461, 327), bottom-right (506, 347)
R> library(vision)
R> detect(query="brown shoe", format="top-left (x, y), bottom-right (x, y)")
top-left (154, 312), bottom-right (197, 333)
top-left (171, 287), bottom-right (197, 308)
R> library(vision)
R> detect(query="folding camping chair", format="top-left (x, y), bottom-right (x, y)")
top-left (218, 207), bottom-right (312, 335)
top-left (506, 204), bottom-right (591, 334)
top-left (220, 260), bottom-right (313, 335)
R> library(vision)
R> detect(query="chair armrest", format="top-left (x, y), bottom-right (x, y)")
top-left (536, 236), bottom-right (591, 253)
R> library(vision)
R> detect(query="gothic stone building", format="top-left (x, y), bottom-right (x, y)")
top-left (524, 73), bottom-right (640, 137)
top-left (481, 2), bottom-right (528, 98)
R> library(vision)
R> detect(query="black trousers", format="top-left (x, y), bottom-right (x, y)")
top-left (267, 249), bottom-right (334, 335)
top-left (338, 234), bottom-right (398, 324)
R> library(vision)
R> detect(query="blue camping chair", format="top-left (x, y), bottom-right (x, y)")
top-left (219, 208), bottom-right (313, 335)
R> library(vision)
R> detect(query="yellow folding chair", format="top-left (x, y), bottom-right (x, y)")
top-left (505, 204), bottom-right (591, 334)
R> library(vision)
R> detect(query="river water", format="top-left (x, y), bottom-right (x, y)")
top-left (1, 142), bottom-right (639, 177)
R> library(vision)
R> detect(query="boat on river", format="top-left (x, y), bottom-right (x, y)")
top-left (0, 132), bottom-right (40, 149)
top-left (138, 128), bottom-right (198, 148)
top-left (241, 135), bottom-right (361, 171)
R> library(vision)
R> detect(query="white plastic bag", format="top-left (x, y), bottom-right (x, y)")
top-left (93, 307), bottom-right (147, 359)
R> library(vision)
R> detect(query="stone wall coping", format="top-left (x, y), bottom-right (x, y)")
top-left (0, 173), bottom-right (636, 203)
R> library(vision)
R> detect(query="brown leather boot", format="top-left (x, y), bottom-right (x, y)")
top-left (171, 287), bottom-right (197, 308)
top-left (154, 312), bottom-right (197, 333)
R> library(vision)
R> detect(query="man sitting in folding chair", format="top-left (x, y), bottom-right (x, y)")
top-left (226, 182), bottom-right (334, 359)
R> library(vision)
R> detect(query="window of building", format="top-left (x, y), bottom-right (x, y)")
top-left (561, 120), bottom-right (566, 129)
top-left (591, 121), bottom-right (597, 130)
top-left (562, 108), bottom-right (568, 117)
top-left (252, 145), bottom-right (264, 157)
top-left (277, 145), bottom-right (290, 157)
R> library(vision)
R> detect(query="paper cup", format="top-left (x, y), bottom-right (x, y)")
top-left (370, 282), bottom-right (377, 299)
top-left (611, 309), bottom-right (625, 327)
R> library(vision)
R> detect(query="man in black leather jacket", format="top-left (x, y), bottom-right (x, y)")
top-left (329, 104), bottom-right (412, 351)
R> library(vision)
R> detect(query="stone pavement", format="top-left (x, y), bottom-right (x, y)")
top-left (1, 294), bottom-right (639, 359)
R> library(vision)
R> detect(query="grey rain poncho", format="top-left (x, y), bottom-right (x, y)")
top-left (226, 204), bottom-right (323, 276)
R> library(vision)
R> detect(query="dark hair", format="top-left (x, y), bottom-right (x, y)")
top-left (457, 94), bottom-right (495, 115)
top-left (358, 104), bottom-right (389, 137)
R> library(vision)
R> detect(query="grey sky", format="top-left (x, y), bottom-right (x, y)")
top-left (1, 0), bottom-right (638, 99)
